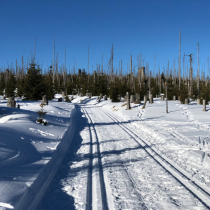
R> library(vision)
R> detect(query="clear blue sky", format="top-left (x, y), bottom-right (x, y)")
top-left (1, 0), bottom-right (210, 76)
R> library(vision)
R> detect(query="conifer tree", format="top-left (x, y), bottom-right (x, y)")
top-left (24, 63), bottom-right (45, 100)
top-left (110, 81), bottom-right (120, 102)
top-left (98, 73), bottom-right (107, 95)
top-left (200, 82), bottom-right (210, 105)
top-left (17, 78), bottom-right (25, 97)
top-left (0, 73), bottom-right (5, 95)
top-left (5, 73), bottom-right (16, 97)
top-left (44, 67), bottom-right (54, 99)
top-left (150, 77), bottom-right (159, 97)
top-left (180, 82), bottom-right (188, 104)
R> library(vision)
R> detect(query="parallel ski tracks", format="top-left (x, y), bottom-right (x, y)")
top-left (99, 107), bottom-right (210, 209)
top-left (82, 107), bottom-right (109, 210)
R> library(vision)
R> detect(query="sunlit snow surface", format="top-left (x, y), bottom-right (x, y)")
top-left (59, 96), bottom-right (210, 210)
top-left (1, 95), bottom-right (210, 209)
top-left (0, 95), bottom-right (74, 209)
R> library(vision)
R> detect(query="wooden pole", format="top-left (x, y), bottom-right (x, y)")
top-left (165, 82), bottom-right (168, 113)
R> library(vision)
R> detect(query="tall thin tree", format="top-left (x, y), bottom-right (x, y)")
top-left (179, 31), bottom-right (181, 90)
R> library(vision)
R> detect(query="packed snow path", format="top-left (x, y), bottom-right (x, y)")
top-left (38, 100), bottom-right (209, 210)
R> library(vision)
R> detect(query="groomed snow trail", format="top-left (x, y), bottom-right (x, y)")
top-left (37, 101), bottom-right (209, 210)
top-left (100, 107), bottom-right (210, 209)
top-left (58, 102), bottom-right (208, 210)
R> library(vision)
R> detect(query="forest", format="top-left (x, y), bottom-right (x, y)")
top-left (1, 40), bottom-right (210, 105)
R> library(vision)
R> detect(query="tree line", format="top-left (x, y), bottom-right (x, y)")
top-left (0, 61), bottom-right (210, 104)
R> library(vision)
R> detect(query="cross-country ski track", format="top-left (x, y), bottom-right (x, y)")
top-left (39, 99), bottom-right (209, 210)
top-left (1, 96), bottom-right (210, 210)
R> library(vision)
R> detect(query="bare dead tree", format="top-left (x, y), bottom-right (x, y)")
top-left (63, 47), bottom-right (67, 87)
top-left (179, 31), bottom-right (181, 90)
top-left (21, 56), bottom-right (24, 79)
top-left (111, 44), bottom-right (114, 79)
top-left (197, 42), bottom-right (200, 97)
top-left (101, 53), bottom-right (104, 74)
top-left (183, 54), bottom-right (185, 79)
top-left (34, 37), bottom-right (36, 64)
top-left (187, 54), bottom-right (193, 96)
top-left (154, 53), bottom-right (156, 77)
top-left (53, 38), bottom-right (55, 84)
top-left (207, 57), bottom-right (209, 84)
top-left (88, 46), bottom-right (89, 75)
top-left (121, 59), bottom-right (122, 77)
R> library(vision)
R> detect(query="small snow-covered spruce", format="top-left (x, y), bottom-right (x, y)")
top-left (65, 95), bottom-right (70, 102)
top-left (37, 103), bottom-right (48, 126)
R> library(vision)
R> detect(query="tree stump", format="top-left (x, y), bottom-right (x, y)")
top-left (42, 95), bottom-right (48, 105)
top-left (62, 91), bottom-right (66, 97)
top-left (96, 96), bottom-right (100, 102)
top-left (203, 100), bottom-right (206, 111)
top-left (126, 92), bottom-right (131, 110)
top-left (117, 94), bottom-right (121, 102)
top-left (7, 97), bottom-right (16, 108)
top-left (134, 94), bottom-right (141, 104)
top-left (149, 95), bottom-right (153, 104)
top-left (130, 95), bottom-right (136, 103)
top-left (149, 94), bottom-right (153, 103)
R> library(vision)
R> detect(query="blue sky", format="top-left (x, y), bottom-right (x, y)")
top-left (1, 0), bottom-right (210, 76)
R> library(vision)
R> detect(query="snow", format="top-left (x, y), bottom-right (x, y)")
top-left (1, 95), bottom-right (210, 209)
top-left (0, 203), bottom-right (14, 209)
top-left (0, 95), bottom-right (75, 210)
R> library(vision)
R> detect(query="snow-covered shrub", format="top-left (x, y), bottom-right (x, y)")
top-left (36, 103), bottom-right (48, 126)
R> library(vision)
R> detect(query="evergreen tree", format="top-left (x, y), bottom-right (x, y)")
top-left (5, 73), bottom-right (16, 97)
top-left (44, 67), bottom-right (54, 99)
top-left (24, 63), bottom-right (45, 100)
top-left (110, 82), bottom-right (120, 102)
top-left (200, 82), bottom-right (210, 105)
top-left (98, 73), bottom-right (107, 95)
top-left (139, 80), bottom-right (148, 100)
top-left (180, 82), bottom-right (188, 104)
top-left (165, 78), bottom-right (179, 100)
top-left (0, 73), bottom-right (5, 95)
top-left (150, 78), bottom-right (159, 97)
top-left (17, 78), bottom-right (25, 97)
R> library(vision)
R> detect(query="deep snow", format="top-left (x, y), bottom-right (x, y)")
top-left (0, 95), bottom-right (210, 209)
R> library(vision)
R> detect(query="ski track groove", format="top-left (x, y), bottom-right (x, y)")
top-left (82, 107), bottom-right (109, 210)
top-left (99, 107), bottom-right (210, 209)
top-left (82, 108), bottom-right (93, 210)
top-left (136, 105), bottom-right (210, 177)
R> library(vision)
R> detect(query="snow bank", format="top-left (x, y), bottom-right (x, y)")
top-left (0, 98), bottom-right (76, 210)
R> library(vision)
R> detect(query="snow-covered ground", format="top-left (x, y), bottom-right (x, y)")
top-left (1, 95), bottom-right (210, 209)
top-left (0, 95), bottom-right (75, 210)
